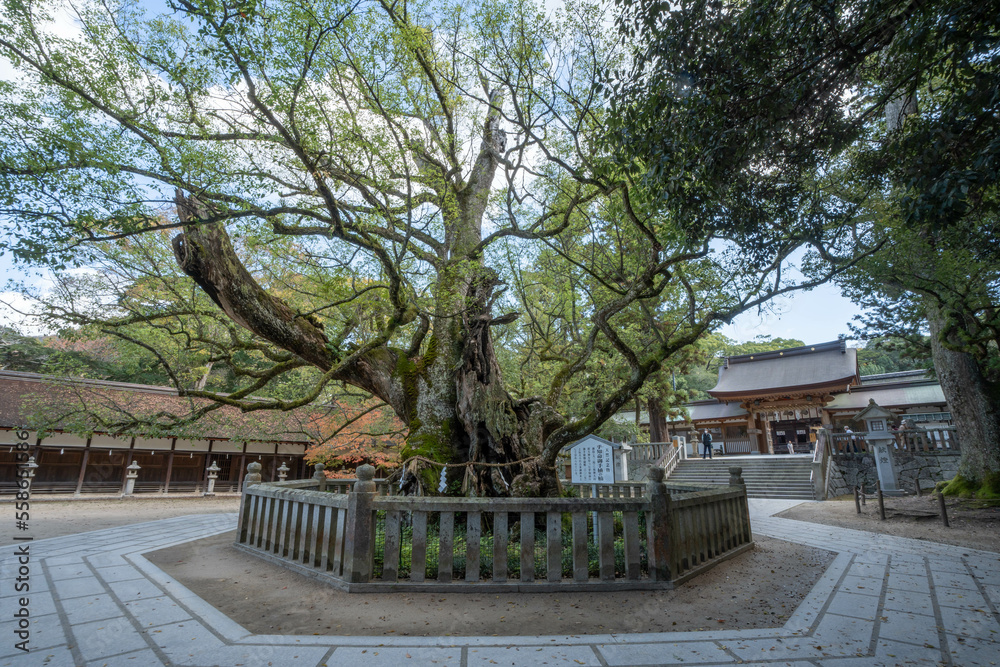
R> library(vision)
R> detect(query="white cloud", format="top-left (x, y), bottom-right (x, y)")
top-left (0, 291), bottom-right (48, 335)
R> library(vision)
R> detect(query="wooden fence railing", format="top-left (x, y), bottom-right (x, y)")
top-left (721, 438), bottom-right (754, 454)
top-left (235, 465), bottom-right (754, 592)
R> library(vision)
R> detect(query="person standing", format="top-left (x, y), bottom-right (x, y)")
top-left (701, 429), bottom-right (714, 459)
top-left (844, 426), bottom-right (859, 453)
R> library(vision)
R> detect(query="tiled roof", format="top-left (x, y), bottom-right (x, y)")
top-left (824, 382), bottom-right (947, 412)
top-left (0, 370), bottom-right (323, 442)
top-left (709, 340), bottom-right (859, 399)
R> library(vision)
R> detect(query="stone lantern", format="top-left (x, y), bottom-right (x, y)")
top-left (21, 456), bottom-right (39, 494)
top-left (277, 462), bottom-right (290, 482)
top-left (204, 461), bottom-right (221, 496)
top-left (853, 398), bottom-right (900, 494)
top-left (124, 461), bottom-right (141, 496)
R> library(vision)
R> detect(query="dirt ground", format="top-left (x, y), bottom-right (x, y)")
top-left (776, 494), bottom-right (1000, 553)
top-left (147, 531), bottom-right (832, 636)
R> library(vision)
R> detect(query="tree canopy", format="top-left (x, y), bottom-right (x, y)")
top-left (2, 0), bottom-right (861, 495)
top-left (612, 0), bottom-right (999, 489)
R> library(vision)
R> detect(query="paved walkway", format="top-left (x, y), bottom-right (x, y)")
top-left (2, 500), bottom-right (998, 666)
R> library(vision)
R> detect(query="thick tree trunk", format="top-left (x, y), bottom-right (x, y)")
top-left (648, 398), bottom-right (667, 443)
top-left (172, 97), bottom-right (567, 497)
top-left (400, 265), bottom-right (563, 496)
top-left (926, 300), bottom-right (1000, 484)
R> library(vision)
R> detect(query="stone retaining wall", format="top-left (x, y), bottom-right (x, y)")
top-left (827, 451), bottom-right (961, 496)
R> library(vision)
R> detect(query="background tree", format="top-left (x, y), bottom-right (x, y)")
top-left (854, 337), bottom-right (931, 377)
top-left (836, 212), bottom-right (1000, 494)
top-left (2, 0), bottom-right (854, 495)
top-left (612, 0), bottom-right (1000, 494)
top-left (305, 398), bottom-right (405, 478)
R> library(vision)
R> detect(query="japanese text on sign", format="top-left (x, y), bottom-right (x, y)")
top-left (570, 441), bottom-right (614, 484)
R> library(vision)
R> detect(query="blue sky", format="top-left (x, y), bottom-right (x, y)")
top-left (720, 282), bottom-right (860, 345)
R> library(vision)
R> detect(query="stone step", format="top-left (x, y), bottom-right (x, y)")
top-left (669, 473), bottom-right (812, 480)
top-left (679, 461), bottom-right (812, 468)
top-left (670, 479), bottom-right (812, 486)
top-left (668, 458), bottom-right (815, 500)
top-left (678, 466), bottom-right (812, 473)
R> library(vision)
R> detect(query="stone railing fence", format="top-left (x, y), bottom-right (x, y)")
top-left (815, 427), bottom-right (962, 499)
top-left (565, 480), bottom-right (706, 498)
top-left (235, 464), bottom-right (753, 592)
top-left (621, 441), bottom-right (683, 482)
top-left (828, 426), bottom-right (959, 456)
top-left (660, 441), bottom-right (682, 477)
top-left (625, 442), bottom-right (669, 464)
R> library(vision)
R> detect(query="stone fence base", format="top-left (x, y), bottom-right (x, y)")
top-left (827, 451), bottom-right (961, 496)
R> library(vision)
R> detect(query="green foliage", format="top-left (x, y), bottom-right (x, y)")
top-left (610, 0), bottom-right (999, 242)
top-left (371, 510), bottom-right (648, 580)
top-left (855, 337), bottom-right (931, 377)
top-left (612, 0), bottom-right (1000, 481)
top-left (0, 0), bottom-right (880, 487)
top-left (595, 418), bottom-right (645, 444)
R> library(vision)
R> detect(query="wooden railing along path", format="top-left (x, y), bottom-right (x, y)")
top-left (235, 463), bottom-right (754, 592)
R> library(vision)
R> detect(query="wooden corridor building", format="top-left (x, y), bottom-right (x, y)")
top-left (1, 371), bottom-right (316, 495)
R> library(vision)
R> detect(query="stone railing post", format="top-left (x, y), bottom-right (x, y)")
top-left (729, 466), bottom-right (753, 543)
top-left (244, 461), bottom-right (263, 488)
top-left (312, 463), bottom-right (327, 491)
top-left (123, 461), bottom-right (141, 496)
top-left (811, 429), bottom-right (831, 499)
top-left (343, 464), bottom-right (377, 584)
top-left (673, 435), bottom-right (687, 460)
top-left (236, 462), bottom-right (262, 545)
top-left (646, 467), bottom-right (673, 582)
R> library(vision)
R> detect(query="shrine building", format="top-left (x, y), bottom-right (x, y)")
top-left (631, 341), bottom-right (951, 455)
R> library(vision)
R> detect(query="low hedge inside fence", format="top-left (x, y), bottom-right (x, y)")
top-left (370, 510), bottom-right (649, 581)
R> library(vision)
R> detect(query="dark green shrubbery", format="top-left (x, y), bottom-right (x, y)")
top-left (372, 511), bottom-right (648, 580)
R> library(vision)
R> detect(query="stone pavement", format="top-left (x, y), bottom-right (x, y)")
top-left (1, 500), bottom-right (998, 667)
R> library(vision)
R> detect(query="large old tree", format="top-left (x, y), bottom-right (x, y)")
top-left (1, 0), bottom-right (856, 495)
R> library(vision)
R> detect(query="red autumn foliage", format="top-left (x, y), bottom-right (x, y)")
top-left (304, 400), bottom-right (405, 478)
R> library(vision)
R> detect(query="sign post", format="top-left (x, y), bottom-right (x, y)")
top-left (568, 436), bottom-right (616, 544)
top-left (569, 438), bottom-right (615, 486)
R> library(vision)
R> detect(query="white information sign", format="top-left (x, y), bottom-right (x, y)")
top-left (570, 440), bottom-right (614, 484)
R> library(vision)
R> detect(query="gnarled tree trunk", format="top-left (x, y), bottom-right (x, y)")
top-left (171, 93), bottom-right (568, 497)
top-left (926, 300), bottom-right (1000, 485)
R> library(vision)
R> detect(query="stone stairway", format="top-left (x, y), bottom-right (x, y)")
top-left (666, 455), bottom-right (816, 500)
